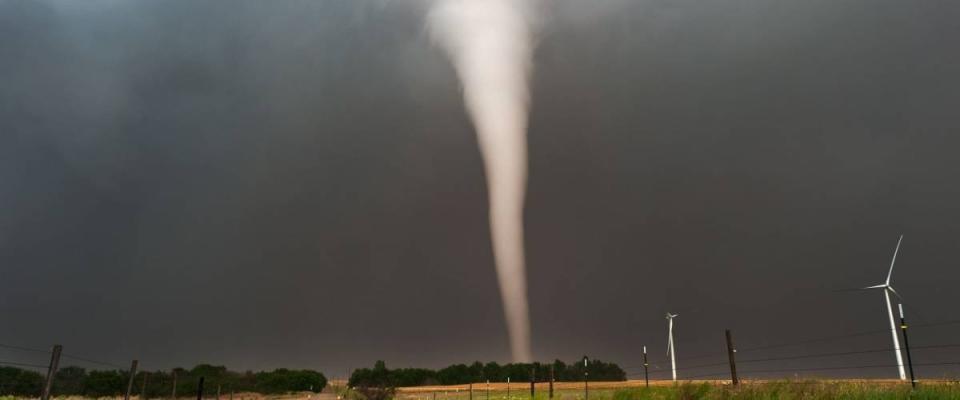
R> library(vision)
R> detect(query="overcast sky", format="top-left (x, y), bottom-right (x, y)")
top-left (2, 0), bottom-right (960, 380)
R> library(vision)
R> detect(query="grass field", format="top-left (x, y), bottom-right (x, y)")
top-left (389, 380), bottom-right (960, 399)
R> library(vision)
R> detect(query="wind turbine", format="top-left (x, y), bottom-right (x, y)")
top-left (863, 234), bottom-right (906, 381)
top-left (666, 313), bottom-right (678, 381)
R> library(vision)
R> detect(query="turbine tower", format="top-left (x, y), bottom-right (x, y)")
top-left (666, 313), bottom-right (678, 381)
top-left (863, 235), bottom-right (907, 380)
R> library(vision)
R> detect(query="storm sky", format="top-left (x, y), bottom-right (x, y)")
top-left (2, 0), bottom-right (960, 380)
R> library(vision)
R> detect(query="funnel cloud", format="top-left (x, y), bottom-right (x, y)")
top-left (428, 0), bottom-right (536, 362)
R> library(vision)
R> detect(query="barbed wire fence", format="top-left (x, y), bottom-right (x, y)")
top-left (400, 318), bottom-right (960, 400)
top-left (619, 318), bottom-right (960, 384)
top-left (4, 317), bottom-right (960, 399)
top-left (0, 343), bottom-right (214, 400)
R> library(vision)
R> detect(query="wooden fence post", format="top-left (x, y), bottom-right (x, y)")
top-left (40, 345), bottom-right (62, 400)
top-left (549, 365), bottom-right (554, 399)
top-left (125, 360), bottom-right (140, 400)
top-left (725, 330), bottom-right (739, 386)
top-left (196, 377), bottom-right (205, 400)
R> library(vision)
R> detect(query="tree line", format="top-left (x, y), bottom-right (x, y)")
top-left (349, 359), bottom-right (626, 388)
top-left (0, 364), bottom-right (326, 397)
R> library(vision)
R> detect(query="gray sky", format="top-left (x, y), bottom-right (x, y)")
top-left (2, 0), bottom-right (960, 380)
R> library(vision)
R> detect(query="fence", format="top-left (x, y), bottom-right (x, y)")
top-left (620, 318), bottom-right (960, 384)
top-left (0, 345), bottom-right (322, 400)
top-left (4, 317), bottom-right (960, 398)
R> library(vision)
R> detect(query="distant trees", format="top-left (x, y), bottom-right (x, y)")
top-left (0, 364), bottom-right (326, 397)
top-left (348, 361), bottom-right (396, 400)
top-left (52, 366), bottom-right (87, 395)
top-left (0, 367), bottom-right (44, 396)
top-left (254, 368), bottom-right (326, 394)
top-left (348, 359), bottom-right (626, 388)
top-left (82, 370), bottom-right (126, 397)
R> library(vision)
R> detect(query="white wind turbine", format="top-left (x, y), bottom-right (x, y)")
top-left (666, 313), bottom-right (678, 381)
top-left (863, 234), bottom-right (906, 380)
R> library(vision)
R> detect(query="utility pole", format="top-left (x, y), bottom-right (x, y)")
top-left (142, 372), bottom-right (150, 400)
top-left (171, 371), bottom-right (178, 400)
top-left (899, 304), bottom-right (917, 388)
top-left (469, 383), bottom-right (473, 400)
top-left (549, 365), bottom-right (554, 399)
top-left (642, 346), bottom-right (649, 388)
top-left (197, 377), bottom-right (205, 400)
top-left (485, 380), bottom-right (489, 400)
top-left (582, 356), bottom-right (588, 400)
top-left (725, 330), bottom-right (739, 386)
top-left (125, 360), bottom-right (140, 400)
top-left (40, 344), bottom-right (62, 400)
top-left (507, 377), bottom-right (510, 400)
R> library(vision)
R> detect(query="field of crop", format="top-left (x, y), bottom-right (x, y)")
top-left (391, 380), bottom-right (960, 400)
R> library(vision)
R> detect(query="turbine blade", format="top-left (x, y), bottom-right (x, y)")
top-left (886, 235), bottom-right (903, 285)
top-left (863, 284), bottom-right (887, 289)
top-left (888, 286), bottom-right (902, 300)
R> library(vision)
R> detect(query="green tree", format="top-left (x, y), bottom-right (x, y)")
top-left (83, 370), bottom-right (124, 397)
top-left (0, 366), bottom-right (43, 396)
top-left (52, 366), bottom-right (86, 395)
top-left (349, 361), bottom-right (396, 400)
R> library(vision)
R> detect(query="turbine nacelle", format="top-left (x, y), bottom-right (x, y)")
top-left (863, 283), bottom-right (901, 299)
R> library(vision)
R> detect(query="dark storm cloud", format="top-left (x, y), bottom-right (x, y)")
top-left (2, 0), bottom-right (959, 379)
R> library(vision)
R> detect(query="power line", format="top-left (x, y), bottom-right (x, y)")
top-left (625, 360), bottom-right (728, 374)
top-left (913, 319), bottom-right (960, 330)
top-left (622, 351), bottom-right (727, 371)
top-left (741, 343), bottom-right (960, 365)
top-left (0, 343), bottom-right (52, 354)
top-left (0, 360), bottom-right (49, 370)
top-left (734, 318), bottom-right (960, 355)
top-left (738, 347), bottom-right (903, 364)
top-left (913, 343), bottom-right (960, 351)
top-left (737, 328), bottom-right (891, 353)
top-left (0, 342), bottom-right (124, 369)
top-left (60, 354), bottom-right (125, 369)
top-left (0, 341), bottom-right (131, 369)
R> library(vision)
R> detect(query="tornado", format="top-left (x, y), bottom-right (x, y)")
top-left (428, 0), bottom-right (535, 362)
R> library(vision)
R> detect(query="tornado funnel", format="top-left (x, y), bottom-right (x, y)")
top-left (428, 0), bottom-right (535, 362)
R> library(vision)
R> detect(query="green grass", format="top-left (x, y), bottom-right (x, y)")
top-left (397, 382), bottom-right (960, 400)
top-left (607, 382), bottom-right (960, 399)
